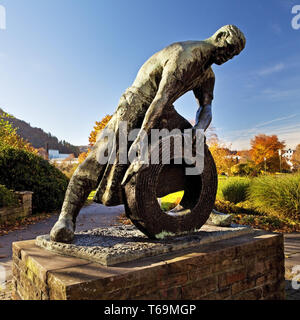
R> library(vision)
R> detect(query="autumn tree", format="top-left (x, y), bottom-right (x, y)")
top-left (291, 144), bottom-right (300, 171)
top-left (37, 148), bottom-right (49, 160)
top-left (78, 151), bottom-right (89, 164)
top-left (53, 161), bottom-right (78, 179)
top-left (78, 114), bottom-right (112, 163)
top-left (237, 150), bottom-right (251, 163)
top-left (208, 135), bottom-right (236, 175)
top-left (250, 134), bottom-right (288, 173)
top-left (0, 111), bottom-right (37, 153)
top-left (89, 115), bottom-right (112, 147)
top-left (64, 154), bottom-right (75, 161)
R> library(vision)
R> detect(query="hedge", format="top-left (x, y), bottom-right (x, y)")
top-left (0, 147), bottom-right (69, 213)
top-left (0, 184), bottom-right (18, 208)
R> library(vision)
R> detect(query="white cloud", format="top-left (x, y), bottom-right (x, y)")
top-left (228, 129), bottom-right (300, 151)
top-left (257, 63), bottom-right (285, 76)
top-left (219, 114), bottom-right (300, 150)
top-left (261, 88), bottom-right (300, 100)
top-left (255, 114), bottom-right (297, 128)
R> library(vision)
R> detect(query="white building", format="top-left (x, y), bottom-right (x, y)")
top-left (282, 149), bottom-right (295, 170)
top-left (48, 149), bottom-right (71, 160)
top-left (48, 149), bottom-right (78, 164)
top-left (282, 149), bottom-right (294, 160)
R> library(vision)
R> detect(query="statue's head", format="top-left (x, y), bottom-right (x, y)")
top-left (210, 25), bottom-right (246, 65)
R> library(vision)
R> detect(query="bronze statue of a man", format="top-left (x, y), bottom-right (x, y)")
top-left (50, 25), bottom-right (246, 243)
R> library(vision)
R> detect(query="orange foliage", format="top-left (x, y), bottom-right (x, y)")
top-left (89, 115), bottom-right (112, 147)
top-left (78, 115), bottom-right (112, 163)
top-left (209, 141), bottom-right (236, 175)
top-left (291, 144), bottom-right (300, 171)
top-left (4, 130), bottom-right (38, 154)
top-left (0, 213), bottom-right (52, 236)
top-left (237, 150), bottom-right (251, 163)
top-left (250, 134), bottom-right (287, 172)
top-left (78, 150), bottom-right (90, 164)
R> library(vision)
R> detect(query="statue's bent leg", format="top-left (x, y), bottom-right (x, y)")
top-left (50, 148), bottom-right (105, 243)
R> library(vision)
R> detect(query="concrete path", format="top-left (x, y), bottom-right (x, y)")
top-left (284, 233), bottom-right (300, 300)
top-left (0, 203), bottom-right (125, 290)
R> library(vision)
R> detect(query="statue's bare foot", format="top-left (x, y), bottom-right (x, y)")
top-left (50, 217), bottom-right (75, 243)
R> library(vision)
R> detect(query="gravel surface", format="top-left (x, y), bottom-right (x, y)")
top-left (36, 224), bottom-right (253, 266)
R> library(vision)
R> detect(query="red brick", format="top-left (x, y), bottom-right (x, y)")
top-left (189, 265), bottom-right (213, 282)
top-left (232, 279), bottom-right (255, 295)
top-left (219, 269), bottom-right (246, 288)
top-left (233, 287), bottom-right (263, 300)
top-left (159, 272), bottom-right (189, 289)
top-left (12, 231), bottom-right (285, 301)
top-left (182, 276), bottom-right (217, 299)
top-left (159, 286), bottom-right (182, 300)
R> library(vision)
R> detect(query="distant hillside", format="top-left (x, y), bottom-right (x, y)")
top-left (0, 108), bottom-right (80, 156)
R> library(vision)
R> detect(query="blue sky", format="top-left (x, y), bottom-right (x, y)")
top-left (0, 0), bottom-right (300, 150)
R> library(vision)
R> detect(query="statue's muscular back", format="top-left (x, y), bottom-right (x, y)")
top-left (131, 40), bottom-right (215, 101)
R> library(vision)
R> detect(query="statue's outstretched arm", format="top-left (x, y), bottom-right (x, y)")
top-left (122, 68), bottom-right (183, 185)
top-left (193, 72), bottom-right (215, 131)
top-left (141, 71), bottom-right (183, 134)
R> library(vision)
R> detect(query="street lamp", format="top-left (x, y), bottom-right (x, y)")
top-left (278, 150), bottom-right (282, 173)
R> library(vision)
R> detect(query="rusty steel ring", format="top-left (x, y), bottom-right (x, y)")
top-left (123, 138), bottom-right (218, 239)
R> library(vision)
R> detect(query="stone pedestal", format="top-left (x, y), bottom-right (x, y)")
top-left (11, 229), bottom-right (285, 300)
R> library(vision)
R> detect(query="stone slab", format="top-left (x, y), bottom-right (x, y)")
top-left (207, 210), bottom-right (232, 227)
top-left (36, 224), bottom-right (253, 266)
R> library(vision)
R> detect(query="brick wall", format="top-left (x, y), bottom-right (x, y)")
top-left (11, 231), bottom-right (285, 300)
top-left (0, 191), bottom-right (33, 224)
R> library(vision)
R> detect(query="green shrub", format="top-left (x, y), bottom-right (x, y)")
top-left (0, 147), bottom-right (69, 213)
top-left (231, 162), bottom-right (255, 176)
top-left (248, 174), bottom-right (300, 221)
top-left (0, 184), bottom-right (18, 208)
top-left (214, 199), bottom-right (263, 216)
top-left (214, 199), bottom-right (240, 214)
top-left (221, 177), bottom-right (251, 204)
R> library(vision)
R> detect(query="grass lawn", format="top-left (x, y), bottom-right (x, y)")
top-left (88, 190), bottom-right (96, 200)
top-left (216, 175), bottom-right (300, 233)
top-left (85, 190), bottom-right (96, 206)
top-left (159, 191), bottom-right (184, 211)
top-left (90, 174), bottom-right (300, 233)
top-left (216, 175), bottom-right (249, 200)
top-left (161, 175), bottom-right (300, 233)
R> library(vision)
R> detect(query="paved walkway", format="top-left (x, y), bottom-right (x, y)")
top-left (0, 207), bottom-right (300, 300)
top-left (284, 233), bottom-right (300, 300)
top-left (0, 202), bottom-right (125, 299)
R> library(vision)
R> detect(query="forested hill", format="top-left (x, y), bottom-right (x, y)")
top-left (0, 108), bottom-right (80, 156)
